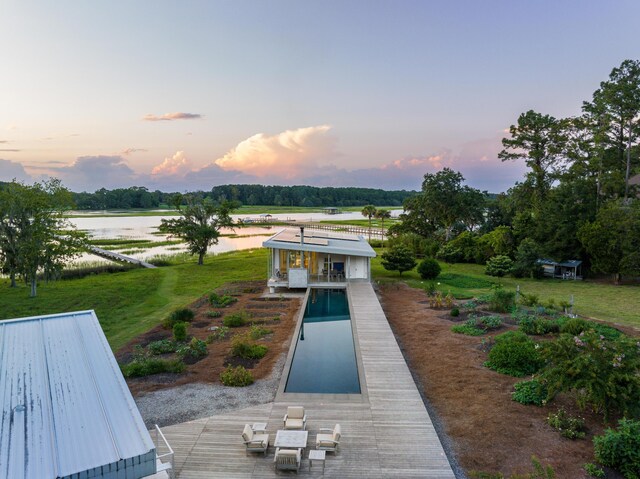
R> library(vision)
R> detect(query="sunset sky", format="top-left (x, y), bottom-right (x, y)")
top-left (1, 1), bottom-right (638, 193)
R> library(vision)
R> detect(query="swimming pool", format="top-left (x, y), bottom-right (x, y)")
top-left (284, 288), bottom-right (360, 394)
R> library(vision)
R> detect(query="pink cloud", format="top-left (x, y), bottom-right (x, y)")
top-left (142, 112), bottom-right (202, 121)
top-left (151, 151), bottom-right (193, 177)
top-left (121, 147), bottom-right (148, 155)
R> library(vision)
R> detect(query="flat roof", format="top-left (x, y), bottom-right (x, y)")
top-left (263, 228), bottom-right (376, 258)
top-left (0, 310), bottom-right (156, 479)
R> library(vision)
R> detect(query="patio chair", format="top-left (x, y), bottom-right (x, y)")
top-left (315, 424), bottom-right (341, 453)
top-left (283, 406), bottom-right (307, 430)
top-left (241, 424), bottom-right (269, 455)
top-left (274, 448), bottom-right (302, 472)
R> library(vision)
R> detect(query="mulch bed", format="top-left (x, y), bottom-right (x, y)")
top-left (377, 282), bottom-right (628, 479)
top-left (116, 280), bottom-right (300, 396)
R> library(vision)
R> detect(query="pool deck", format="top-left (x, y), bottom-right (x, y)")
top-left (153, 282), bottom-right (455, 478)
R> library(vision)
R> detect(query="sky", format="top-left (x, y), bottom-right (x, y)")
top-left (1, 1), bottom-right (639, 193)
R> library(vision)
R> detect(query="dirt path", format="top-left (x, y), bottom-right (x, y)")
top-left (377, 283), bottom-right (619, 478)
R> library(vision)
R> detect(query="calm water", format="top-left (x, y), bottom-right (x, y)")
top-left (285, 289), bottom-right (360, 394)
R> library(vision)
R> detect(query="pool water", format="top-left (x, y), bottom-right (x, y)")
top-left (284, 289), bottom-right (360, 394)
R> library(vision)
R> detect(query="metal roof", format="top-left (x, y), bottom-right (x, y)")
top-left (0, 310), bottom-right (156, 479)
top-left (263, 228), bottom-right (377, 258)
top-left (537, 258), bottom-right (582, 268)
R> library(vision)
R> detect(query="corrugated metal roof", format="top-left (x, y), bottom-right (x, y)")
top-left (262, 228), bottom-right (377, 258)
top-left (0, 310), bottom-right (156, 479)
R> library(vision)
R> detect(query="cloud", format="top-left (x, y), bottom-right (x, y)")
top-left (50, 156), bottom-right (139, 192)
top-left (121, 147), bottom-right (148, 155)
top-left (0, 149), bottom-right (20, 152)
top-left (151, 151), bottom-right (193, 177)
top-left (0, 159), bottom-right (34, 182)
top-left (142, 112), bottom-right (203, 122)
top-left (214, 125), bottom-right (335, 179)
top-left (0, 140), bottom-right (7, 143)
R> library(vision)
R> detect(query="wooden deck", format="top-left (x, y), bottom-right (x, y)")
top-left (87, 245), bottom-right (157, 268)
top-left (153, 282), bottom-right (455, 478)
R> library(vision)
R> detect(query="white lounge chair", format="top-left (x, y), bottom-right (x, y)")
top-left (274, 448), bottom-right (302, 472)
top-left (316, 424), bottom-right (341, 453)
top-left (242, 424), bottom-right (269, 455)
top-left (283, 406), bottom-right (307, 430)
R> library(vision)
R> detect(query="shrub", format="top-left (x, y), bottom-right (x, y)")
top-left (583, 463), bottom-right (605, 479)
top-left (249, 325), bottom-right (272, 340)
top-left (436, 243), bottom-right (464, 264)
top-left (547, 408), bottom-right (586, 439)
top-left (209, 291), bottom-right (237, 308)
top-left (220, 365), bottom-right (254, 386)
top-left (206, 310), bottom-right (222, 318)
top-left (512, 379), bottom-right (547, 406)
top-left (541, 331), bottom-right (640, 420)
top-left (444, 292), bottom-right (454, 308)
top-left (177, 337), bottom-right (208, 362)
top-left (381, 245), bottom-right (417, 275)
top-left (485, 331), bottom-right (543, 377)
top-left (485, 255), bottom-right (513, 277)
top-left (206, 326), bottom-right (230, 342)
top-left (173, 321), bottom-right (187, 342)
top-left (518, 315), bottom-right (564, 335)
top-left (148, 339), bottom-right (177, 355)
top-left (122, 357), bottom-right (185, 377)
top-left (231, 333), bottom-right (268, 359)
top-left (488, 288), bottom-right (516, 313)
top-left (418, 258), bottom-right (441, 280)
top-left (223, 310), bottom-right (251, 327)
top-left (450, 307), bottom-right (460, 317)
top-left (162, 308), bottom-right (194, 329)
top-left (559, 317), bottom-right (588, 335)
top-left (519, 292), bottom-right (540, 307)
top-left (452, 323), bottom-right (485, 336)
top-left (594, 419), bottom-right (640, 479)
top-left (478, 315), bottom-right (503, 330)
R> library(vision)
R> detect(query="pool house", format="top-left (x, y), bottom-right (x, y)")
top-left (263, 227), bottom-right (376, 292)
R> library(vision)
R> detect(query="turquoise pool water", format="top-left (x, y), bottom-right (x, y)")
top-left (284, 289), bottom-right (360, 394)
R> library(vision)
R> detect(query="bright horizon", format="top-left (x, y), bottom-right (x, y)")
top-left (1, 1), bottom-right (638, 193)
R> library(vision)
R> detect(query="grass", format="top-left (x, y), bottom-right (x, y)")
top-left (320, 218), bottom-right (399, 228)
top-left (372, 254), bottom-right (640, 328)
top-left (0, 248), bottom-right (268, 350)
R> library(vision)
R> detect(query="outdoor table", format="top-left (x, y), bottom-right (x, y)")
top-left (274, 430), bottom-right (308, 449)
top-left (309, 449), bottom-right (326, 473)
top-left (252, 422), bottom-right (268, 432)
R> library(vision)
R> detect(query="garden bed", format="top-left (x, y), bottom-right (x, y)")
top-left (378, 282), bottom-right (632, 479)
top-left (116, 280), bottom-right (300, 396)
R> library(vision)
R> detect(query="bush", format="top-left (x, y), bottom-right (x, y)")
top-left (485, 255), bottom-right (514, 277)
top-left (559, 317), bottom-right (588, 335)
top-left (223, 310), bottom-right (251, 327)
top-left (485, 331), bottom-right (543, 377)
top-left (512, 379), bottom-right (547, 406)
top-left (518, 315), bottom-right (565, 335)
top-left (162, 307), bottom-right (195, 329)
top-left (173, 321), bottom-right (187, 342)
top-left (547, 408), bottom-right (586, 439)
top-left (450, 307), bottom-right (460, 317)
top-left (206, 326), bottom-right (230, 342)
top-left (541, 331), bottom-right (640, 420)
top-left (452, 323), bottom-right (485, 336)
top-left (177, 337), bottom-right (208, 362)
top-left (478, 315), bottom-right (502, 330)
top-left (249, 325), bottom-right (272, 340)
top-left (231, 333), bottom-right (268, 359)
top-left (594, 419), bottom-right (640, 479)
top-left (583, 463), bottom-right (605, 479)
top-left (381, 245), bottom-right (417, 275)
top-left (148, 339), bottom-right (177, 355)
top-left (206, 310), bottom-right (222, 318)
top-left (436, 243), bottom-right (464, 264)
top-left (418, 258), bottom-right (441, 280)
top-left (488, 288), bottom-right (516, 313)
top-left (220, 365), bottom-right (254, 387)
top-left (209, 291), bottom-right (237, 308)
top-left (122, 357), bottom-right (185, 377)
top-left (519, 292), bottom-right (540, 307)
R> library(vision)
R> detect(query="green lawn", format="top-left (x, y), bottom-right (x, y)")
top-left (0, 248), bottom-right (268, 350)
top-left (372, 255), bottom-right (640, 328)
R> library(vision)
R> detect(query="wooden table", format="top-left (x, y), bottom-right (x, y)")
top-left (274, 430), bottom-right (308, 449)
top-left (309, 449), bottom-right (326, 473)
top-left (252, 422), bottom-right (267, 432)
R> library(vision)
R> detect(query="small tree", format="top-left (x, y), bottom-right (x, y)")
top-left (374, 209), bottom-right (391, 244)
top-left (159, 196), bottom-right (237, 265)
top-left (417, 258), bottom-right (441, 279)
top-left (485, 255), bottom-right (514, 277)
top-left (512, 238), bottom-right (544, 278)
top-left (381, 246), bottom-right (416, 276)
top-left (361, 204), bottom-right (377, 241)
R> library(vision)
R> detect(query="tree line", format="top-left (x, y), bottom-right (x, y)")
top-left (391, 59), bottom-right (640, 284)
top-left (65, 184), bottom-right (415, 210)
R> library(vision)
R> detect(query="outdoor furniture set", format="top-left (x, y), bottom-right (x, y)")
top-left (241, 406), bottom-right (341, 473)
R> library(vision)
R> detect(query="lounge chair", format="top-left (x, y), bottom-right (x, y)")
top-left (242, 424), bottom-right (269, 455)
top-left (283, 406), bottom-right (307, 430)
top-left (316, 424), bottom-right (341, 453)
top-left (274, 448), bottom-right (302, 472)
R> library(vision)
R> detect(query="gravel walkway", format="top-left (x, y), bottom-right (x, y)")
top-left (135, 353), bottom-right (286, 429)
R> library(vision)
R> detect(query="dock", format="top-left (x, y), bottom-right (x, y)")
top-left (87, 245), bottom-right (157, 268)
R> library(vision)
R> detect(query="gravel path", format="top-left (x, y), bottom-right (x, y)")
top-left (135, 353), bottom-right (286, 429)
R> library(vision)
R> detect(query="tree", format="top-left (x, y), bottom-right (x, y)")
top-left (511, 238), bottom-right (543, 279)
top-left (159, 196), bottom-right (237, 265)
top-left (499, 110), bottom-right (568, 209)
top-left (361, 205), bottom-right (377, 241)
top-left (577, 201), bottom-right (640, 284)
top-left (0, 179), bottom-right (86, 296)
top-left (374, 208), bottom-right (391, 244)
top-left (399, 168), bottom-right (485, 240)
top-left (381, 245), bottom-right (416, 276)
